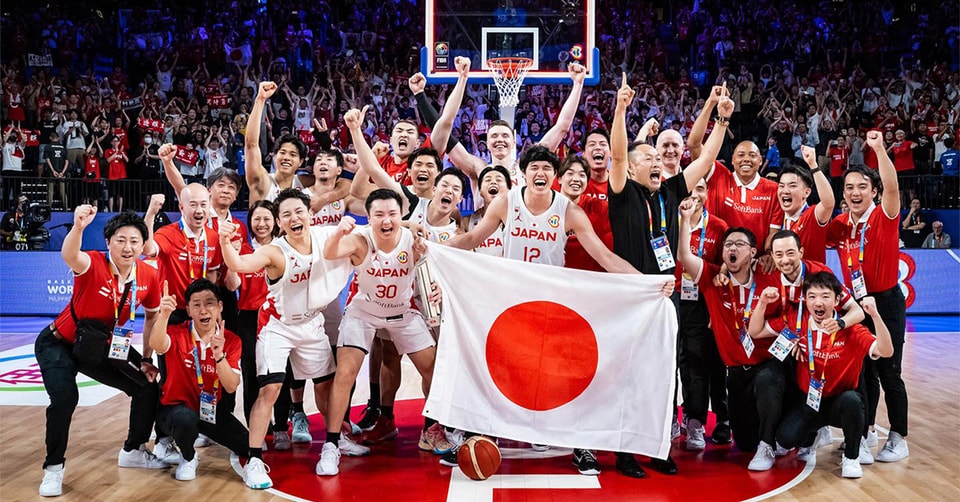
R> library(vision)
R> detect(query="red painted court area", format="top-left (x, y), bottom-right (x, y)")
top-left (245, 399), bottom-right (807, 502)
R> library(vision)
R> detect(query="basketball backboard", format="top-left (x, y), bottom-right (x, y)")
top-left (423, 0), bottom-right (598, 85)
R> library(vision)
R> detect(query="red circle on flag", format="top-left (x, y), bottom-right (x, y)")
top-left (485, 301), bottom-right (598, 411)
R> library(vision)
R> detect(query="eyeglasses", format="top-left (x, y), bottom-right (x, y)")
top-left (723, 241), bottom-right (752, 249)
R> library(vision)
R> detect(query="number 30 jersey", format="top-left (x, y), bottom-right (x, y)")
top-left (351, 226), bottom-right (417, 317)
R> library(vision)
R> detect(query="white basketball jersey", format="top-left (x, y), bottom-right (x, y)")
top-left (351, 227), bottom-right (416, 317)
top-left (407, 197), bottom-right (458, 244)
top-left (265, 173), bottom-right (306, 203)
top-left (304, 187), bottom-right (346, 227)
top-left (264, 226), bottom-right (352, 324)
top-left (507, 161), bottom-right (525, 188)
top-left (469, 211), bottom-right (504, 257)
top-left (503, 187), bottom-right (568, 266)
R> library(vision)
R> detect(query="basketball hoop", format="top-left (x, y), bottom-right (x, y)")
top-left (487, 57), bottom-right (534, 109)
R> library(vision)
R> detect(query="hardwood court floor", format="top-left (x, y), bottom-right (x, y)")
top-left (1, 325), bottom-right (958, 501)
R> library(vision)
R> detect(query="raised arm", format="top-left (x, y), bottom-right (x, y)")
top-left (861, 296), bottom-right (894, 358)
top-left (158, 143), bottom-right (187, 196)
top-left (445, 194), bottom-right (506, 250)
top-left (800, 145), bottom-right (835, 223)
top-left (62, 205), bottom-right (96, 274)
top-left (610, 73), bottom-right (636, 195)
top-left (429, 57), bottom-right (471, 158)
top-left (683, 92), bottom-right (734, 192)
top-left (245, 81), bottom-right (279, 206)
top-left (539, 63), bottom-right (586, 150)
top-left (866, 130), bottom-right (900, 217)
top-left (687, 85), bottom-right (728, 160)
top-left (566, 203), bottom-right (648, 277)
top-left (345, 106), bottom-right (404, 197)
top-left (749, 287), bottom-right (780, 338)
top-left (149, 281), bottom-right (178, 355)
top-left (217, 219), bottom-right (280, 275)
top-left (323, 216), bottom-right (366, 263)
top-left (677, 198), bottom-right (704, 277)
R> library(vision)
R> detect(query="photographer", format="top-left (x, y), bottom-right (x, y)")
top-left (0, 195), bottom-right (29, 250)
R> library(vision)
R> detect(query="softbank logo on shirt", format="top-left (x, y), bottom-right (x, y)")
top-left (98, 286), bottom-right (112, 298)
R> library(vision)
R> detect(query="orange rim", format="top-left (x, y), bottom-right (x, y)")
top-left (487, 57), bottom-right (533, 79)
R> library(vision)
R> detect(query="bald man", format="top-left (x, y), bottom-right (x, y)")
top-left (656, 129), bottom-right (686, 179)
top-left (608, 75), bottom-right (735, 476)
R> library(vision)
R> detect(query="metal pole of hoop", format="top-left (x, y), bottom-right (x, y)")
top-left (487, 57), bottom-right (533, 129)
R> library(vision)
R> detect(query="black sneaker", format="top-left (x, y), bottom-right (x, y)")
top-left (614, 452), bottom-right (646, 478)
top-left (356, 404), bottom-right (381, 432)
top-left (572, 448), bottom-right (601, 475)
top-left (439, 445), bottom-right (460, 467)
top-left (712, 421), bottom-right (732, 445)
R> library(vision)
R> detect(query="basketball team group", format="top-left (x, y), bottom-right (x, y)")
top-left (34, 56), bottom-right (909, 496)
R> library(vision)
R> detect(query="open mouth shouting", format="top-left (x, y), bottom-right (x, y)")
top-left (487, 185), bottom-right (500, 197)
top-left (533, 178), bottom-right (548, 188)
top-left (416, 172), bottom-right (430, 184)
top-left (289, 222), bottom-right (305, 234)
top-left (196, 315), bottom-right (214, 328)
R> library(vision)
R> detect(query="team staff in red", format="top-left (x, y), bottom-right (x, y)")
top-left (36, 208), bottom-right (168, 497)
top-left (559, 155), bottom-right (613, 272)
top-left (677, 200), bottom-right (786, 473)
top-left (144, 183), bottom-right (223, 315)
top-left (748, 272), bottom-right (893, 479)
top-left (826, 131), bottom-right (909, 463)
top-left (776, 146), bottom-right (835, 264)
top-left (151, 279), bottom-right (248, 482)
top-left (674, 178), bottom-right (731, 450)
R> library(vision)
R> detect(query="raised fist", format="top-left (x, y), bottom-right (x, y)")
top-left (257, 81), bottom-right (278, 100)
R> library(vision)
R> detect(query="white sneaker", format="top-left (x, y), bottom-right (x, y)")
top-left (118, 446), bottom-right (168, 469)
top-left (273, 431), bottom-right (292, 451)
top-left (153, 437), bottom-right (181, 464)
top-left (445, 428), bottom-right (466, 448)
top-left (774, 442), bottom-right (791, 457)
top-left (796, 446), bottom-right (816, 463)
top-left (671, 419), bottom-right (681, 440)
top-left (841, 455), bottom-right (863, 478)
top-left (748, 441), bottom-right (776, 471)
top-left (292, 412), bottom-right (313, 443)
top-left (243, 457), bottom-right (273, 489)
top-left (530, 443), bottom-right (551, 452)
top-left (39, 464), bottom-right (64, 497)
top-left (194, 434), bottom-right (214, 448)
top-left (175, 454), bottom-right (199, 481)
top-left (866, 429), bottom-right (879, 448)
top-left (339, 435), bottom-right (371, 457)
top-left (814, 426), bottom-right (833, 449)
top-left (686, 419), bottom-right (706, 451)
top-left (316, 442), bottom-right (341, 476)
top-left (858, 438), bottom-right (875, 465)
top-left (876, 432), bottom-right (909, 462)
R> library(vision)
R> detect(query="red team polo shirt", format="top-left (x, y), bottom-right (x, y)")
top-left (565, 195), bottom-right (613, 272)
top-left (780, 204), bottom-right (828, 264)
top-left (159, 323), bottom-right (241, 410)
top-left (153, 221), bottom-right (224, 308)
top-left (826, 204), bottom-right (900, 294)
top-left (53, 251), bottom-right (161, 343)
top-left (238, 245), bottom-right (268, 312)
top-left (381, 137), bottom-right (433, 185)
top-left (695, 261), bottom-right (777, 366)
top-left (675, 210), bottom-right (728, 290)
top-left (767, 316), bottom-right (876, 397)
top-left (706, 162), bottom-right (783, 251)
top-left (764, 260), bottom-right (855, 326)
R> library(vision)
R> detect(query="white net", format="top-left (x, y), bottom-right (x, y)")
top-left (487, 57), bottom-right (533, 109)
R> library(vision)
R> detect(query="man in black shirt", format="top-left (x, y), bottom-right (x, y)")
top-left (43, 132), bottom-right (69, 208)
top-left (607, 74), bottom-right (735, 476)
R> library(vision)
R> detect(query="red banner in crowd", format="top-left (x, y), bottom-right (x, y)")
top-left (175, 148), bottom-right (199, 166)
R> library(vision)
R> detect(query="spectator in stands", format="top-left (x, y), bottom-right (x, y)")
top-left (922, 221), bottom-right (951, 248)
top-left (900, 198), bottom-right (928, 248)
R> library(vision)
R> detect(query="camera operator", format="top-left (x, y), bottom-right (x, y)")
top-left (0, 195), bottom-right (29, 250)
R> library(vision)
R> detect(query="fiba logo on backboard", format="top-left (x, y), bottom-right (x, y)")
top-left (434, 43), bottom-right (449, 56)
top-left (570, 44), bottom-right (584, 60)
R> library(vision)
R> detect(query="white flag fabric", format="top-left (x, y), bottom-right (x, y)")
top-left (224, 43), bottom-right (253, 66)
top-left (423, 243), bottom-right (678, 459)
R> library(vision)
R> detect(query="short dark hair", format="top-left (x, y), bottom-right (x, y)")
top-left (365, 188), bottom-right (404, 214)
top-left (274, 188), bottom-right (311, 212)
top-left (802, 271), bottom-right (843, 297)
top-left (246, 200), bottom-right (278, 238)
top-left (104, 210), bottom-right (148, 241)
top-left (185, 278), bottom-right (221, 304)
top-left (316, 149), bottom-right (344, 168)
top-left (944, 137), bottom-right (955, 149)
top-left (627, 141), bottom-right (646, 155)
top-left (478, 165), bottom-right (513, 189)
top-left (435, 167), bottom-right (468, 193)
top-left (274, 134), bottom-right (308, 161)
top-left (408, 147), bottom-right (442, 171)
top-left (771, 229), bottom-right (802, 250)
top-left (779, 165), bottom-right (814, 189)
top-left (843, 165), bottom-right (883, 198)
top-left (581, 128), bottom-right (610, 150)
top-left (206, 168), bottom-right (242, 190)
top-left (519, 144), bottom-right (559, 173)
top-left (721, 227), bottom-right (757, 248)
top-left (558, 154), bottom-right (588, 178)
top-left (392, 119), bottom-right (419, 133)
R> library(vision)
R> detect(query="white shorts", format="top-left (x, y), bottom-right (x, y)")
top-left (257, 315), bottom-right (335, 380)
top-left (339, 306), bottom-right (435, 355)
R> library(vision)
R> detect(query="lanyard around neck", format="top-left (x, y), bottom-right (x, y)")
top-left (179, 220), bottom-right (208, 279)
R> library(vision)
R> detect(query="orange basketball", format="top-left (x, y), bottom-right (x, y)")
top-left (457, 436), bottom-right (501, 480)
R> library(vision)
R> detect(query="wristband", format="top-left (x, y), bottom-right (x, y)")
top-left (715, 116), bottom-right (730, 125)
top-left (215, 354), bottom-right (226, 364)
top-left (810, 167), bottom-right (822, 174)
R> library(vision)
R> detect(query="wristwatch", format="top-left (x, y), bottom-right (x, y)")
top-left (215, 354), bottom-right (226, 364)
top-left (836, 318), bottom-right (846, 330)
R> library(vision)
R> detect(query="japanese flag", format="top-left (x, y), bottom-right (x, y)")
top-left (424, 244), bottom-right (677, 459)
